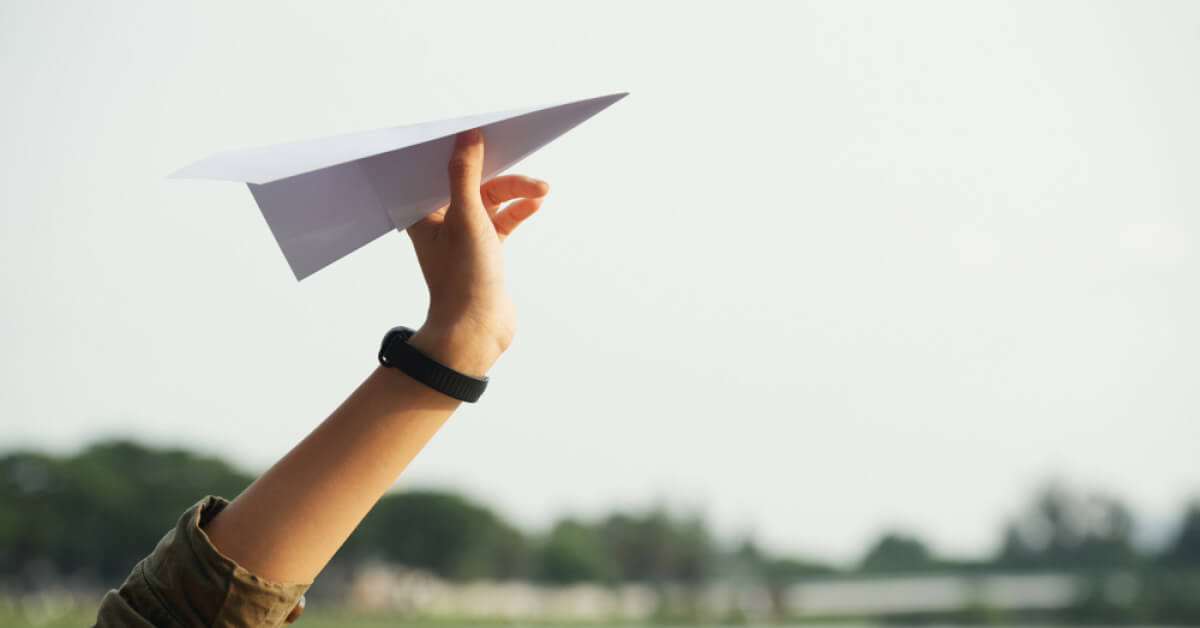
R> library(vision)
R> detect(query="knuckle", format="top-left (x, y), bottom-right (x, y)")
top-left (448, 155), bottom-right (473, 178)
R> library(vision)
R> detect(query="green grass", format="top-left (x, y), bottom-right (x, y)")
top-left (0, 604), bottom-right (96, 628)
top-left (0, 604), bottom-right (682, 628)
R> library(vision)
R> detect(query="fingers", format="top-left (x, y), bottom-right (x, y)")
top-left (443, 129), bottom-right (548, 241)
top-left (446, 129), bottom-right (485, 227)
top-left (493, 197), bottom-right (544, 240)
top-left (480, 175), bottom-right (550, 214)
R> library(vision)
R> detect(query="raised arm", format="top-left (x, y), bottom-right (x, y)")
top-left (202, 128), bottom-right (548, 584)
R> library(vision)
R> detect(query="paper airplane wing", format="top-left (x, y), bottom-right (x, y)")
top-left (172, 92), bottom-right (627, 280)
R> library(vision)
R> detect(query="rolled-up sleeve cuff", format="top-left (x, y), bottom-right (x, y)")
top-left (96, 496), bottom-right (310, 627)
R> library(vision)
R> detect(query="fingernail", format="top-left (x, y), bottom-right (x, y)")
top-left (537, 180), bottom-right (550, 194)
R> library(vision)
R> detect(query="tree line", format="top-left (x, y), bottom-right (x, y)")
top-left (2, 439), bottom-right (1198, 590)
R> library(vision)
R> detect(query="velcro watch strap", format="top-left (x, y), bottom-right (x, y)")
top-left (378, 326), bottom-right (489, 403)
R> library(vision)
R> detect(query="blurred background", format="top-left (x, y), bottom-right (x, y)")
top-left (2, 1), bottom-right (1198, 626)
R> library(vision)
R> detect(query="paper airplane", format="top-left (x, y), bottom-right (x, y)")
top-left (171, 92), bottom-right (628, 279)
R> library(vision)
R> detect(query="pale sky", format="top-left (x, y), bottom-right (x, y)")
top-left (2, 1), bottom-right (1198, 564)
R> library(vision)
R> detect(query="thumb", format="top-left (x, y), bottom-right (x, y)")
top-left (446, 129), bottom-right (485, 227)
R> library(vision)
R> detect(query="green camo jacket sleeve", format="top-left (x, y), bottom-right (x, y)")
top-left (93, 496), bottom-right (310, 628)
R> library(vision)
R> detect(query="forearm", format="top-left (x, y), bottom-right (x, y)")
top-left (202, 327), bottom-right (498, 584)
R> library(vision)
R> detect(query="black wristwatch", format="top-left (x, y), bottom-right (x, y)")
top-left (378, 326), bottom-right (489, 403)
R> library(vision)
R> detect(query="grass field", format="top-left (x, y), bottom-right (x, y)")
top-left (0, 605), bottom-right (838, 628)
top-left (3, 605), bottom-right (748, 628)
top-left (1, 605), bottom-right (518, 628)
top-left (2, 606), bottom-right (542, 627)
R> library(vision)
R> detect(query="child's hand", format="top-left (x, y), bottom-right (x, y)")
top-left (406, 129), bottom-right (549, 375)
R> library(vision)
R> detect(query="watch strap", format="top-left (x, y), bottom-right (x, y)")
top-left (378, 326), bottom-right (489, 403)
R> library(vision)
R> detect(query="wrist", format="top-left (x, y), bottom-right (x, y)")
top-left (409, 322), bottom-right (507, 378)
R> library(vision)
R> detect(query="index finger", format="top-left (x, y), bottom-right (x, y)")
top-left (480, 175), bottom-right (551, 213)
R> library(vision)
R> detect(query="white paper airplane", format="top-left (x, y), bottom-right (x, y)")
top-left (171, 92), bottom-right (628, 280)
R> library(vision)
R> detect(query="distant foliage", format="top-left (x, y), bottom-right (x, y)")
top-left (0, 440), bottom-right (735, 587)
top-left (997, 482), bottom-right (1138, 569)
top-left (595, 510), bottom-right (714, 584)
top-left (344, 500), bottom-right (720, 584)
top-left (0, 440), bottom-right (252, 586)
top-left (1162, 501), bottom-right (1200, 567)
top-left (340, 490), bottom-right (528, 580)
top-left (726, 540), bottom-right (834, 583)
top-left (859, 532), bottom-right (936, 572)
top-left (4, 439), bottom-right (1200, 604)
top-left (535, 518), bottom-right (616, 584)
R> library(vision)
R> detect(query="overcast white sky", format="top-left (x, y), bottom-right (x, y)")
top-left (2, 1), bottom-right (1198, 564)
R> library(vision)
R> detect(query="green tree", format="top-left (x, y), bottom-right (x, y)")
top-left (1162, 501), bottom-right (1200, 566)
top-left (0, 440), bottom-right (252, 584)
top-left (596, 509), bottom-right (714, 584)
top-left (726, 540), bottom-right (834, 582)
top-left (859, 531), bottom-right (935, 572)
top-left (343, 490), bottom-right (528, 580)
top-left (998, 482), bottom-right (1138, 569)
top-left (535, 518), bottom-right (616, 584)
